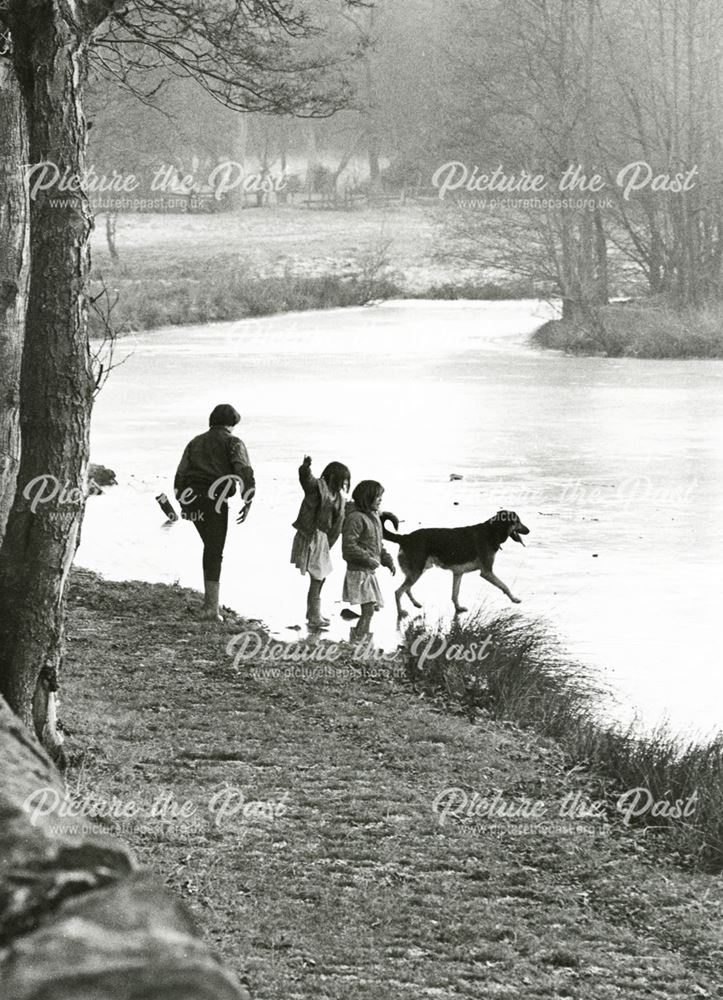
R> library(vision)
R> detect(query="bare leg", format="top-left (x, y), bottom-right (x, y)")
top-left (452, 573), bottom-right (468, 614)
top-left (317, 577), bottom-right (330, 622)
top-left (356, 601), bottom-right (375, 635)
top-left (480, 569), bottom-right (521, 604)
top-left (350, 602), bottom-right (375, 643)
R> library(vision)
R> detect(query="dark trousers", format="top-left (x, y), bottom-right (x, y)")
top-left (184, 495), bottom-right (228, 582)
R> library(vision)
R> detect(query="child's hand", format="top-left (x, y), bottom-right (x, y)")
top-left (380, 550), bottom-right (396, 574)
top-left (302, 455), bottom-right (312, 467)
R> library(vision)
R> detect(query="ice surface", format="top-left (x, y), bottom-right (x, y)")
top-left (79, 300), bottom-right (723, 736)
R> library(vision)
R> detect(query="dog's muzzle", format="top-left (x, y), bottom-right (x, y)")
top-left (510, 524), bottom-right (530, 545)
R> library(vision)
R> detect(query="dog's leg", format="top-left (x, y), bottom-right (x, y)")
top-left (395, 551), bottom-right (424, 618)
top-left (406, 586), bottom-right (422, 609)
top-left (395, 581), bottom-right (409, 618)
top-left (396, 570), bottom-right (423, 618)
top-left (451, 573), bottom-right (468, 614)
top-left (480, 569), bottom-right (521, 604)
top-left (396, 579), bottom-right (422, 617)
top-left (395, 554), bottom-right (410, 618)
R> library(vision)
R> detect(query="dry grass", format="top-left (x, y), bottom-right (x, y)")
top-left (403, 613), bottom-right (723, 871)
top-left (62, 569), bottom-right (723, 999)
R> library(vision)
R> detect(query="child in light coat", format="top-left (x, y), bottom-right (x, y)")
top-left (341, 479), bottom-right (396, 637)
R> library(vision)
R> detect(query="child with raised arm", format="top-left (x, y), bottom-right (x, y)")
top-left (342, 479), bottom-right (396, 638)
top-left (291, 456), bottom-right (350, 628)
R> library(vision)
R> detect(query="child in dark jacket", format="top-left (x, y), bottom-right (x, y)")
top-left (174, 403), bottom-right (255, 622)
top-left (291, 456), bottom-right (350, 627)
top-left (342, 479), bottom-right (396, 637)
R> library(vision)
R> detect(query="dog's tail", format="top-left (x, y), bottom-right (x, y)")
top-left (380, 511), bottom-right (404, 543)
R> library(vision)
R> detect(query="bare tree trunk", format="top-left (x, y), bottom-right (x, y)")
top-left (364, 58), bottom-right (382, 196)
top-left (304, 121), bottom-right (319, 205)
top-left (256, 134), bottom-right (269, 208)
top-left (0, 9), bottom-right (95, 747)
top-left (277, 118), bottom-right (289, 204)
top-left (362, 6), bottom-right (382, 198)
top-left (105, 210), bottom-right (118, 261)
top-left (0, 55), bottom-right (29, 551)
top-left (367, 135), bottom-right (382, 196)
top-left (593, 207), bottom-right (608, 304)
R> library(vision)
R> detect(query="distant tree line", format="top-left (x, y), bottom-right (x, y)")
top-left (87, 0), bottom-right (723, 315)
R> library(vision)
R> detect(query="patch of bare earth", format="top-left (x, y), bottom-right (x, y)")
top-left (64, 570), bottom-right (723, 999)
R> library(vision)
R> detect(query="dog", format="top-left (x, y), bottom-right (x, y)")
top-left (381, 510), bottom-right (530, 616)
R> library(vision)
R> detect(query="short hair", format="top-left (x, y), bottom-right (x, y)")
top-left (209, 403), bottom-right (240, 427)
top-left (351, 479), bottom-right (384, 512)
top-left (321, 461), bottom-right (351, 493)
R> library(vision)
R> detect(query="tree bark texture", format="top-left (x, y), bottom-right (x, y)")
top-left (0, 55), bottom-right (29, 551)
top-left (0, 6), bottom-right (95, 737)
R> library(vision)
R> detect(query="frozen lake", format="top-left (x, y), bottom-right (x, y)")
top-left (78, 300), bottom-right (723, 737)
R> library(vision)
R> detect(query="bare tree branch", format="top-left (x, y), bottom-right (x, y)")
top-left (88, 278), bottom-right (133, 396)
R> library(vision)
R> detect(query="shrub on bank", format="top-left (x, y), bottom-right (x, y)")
top-left (424, 278), bottom-right (537, 300)
top-left (88, 260), bottom-right (406, 338)
top-left (533, 301), bottom-right (723, 359)
top-left (402, 612), bottom-right (723, 870)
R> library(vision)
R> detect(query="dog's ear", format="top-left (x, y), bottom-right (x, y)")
top-left (490, 511), bottom-right (510, 544)
top-left (493, 510), bottom-right (525, 544)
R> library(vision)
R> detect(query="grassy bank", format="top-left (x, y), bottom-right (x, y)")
top-left (87, 206), bottom-right (535, 338)
top-left (89, 261), bottom-right (404, 336)
top-left (88, 258), bottom-right (532, 339)
top-left (533, 302), bottom-right (723, 359)
top-left (403, 613), bottom-right (723, 871)
top-left (61, 568), bottom-right (723, 998)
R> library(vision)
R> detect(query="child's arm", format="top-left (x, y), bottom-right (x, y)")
top-left (298, 455), bottom-right (320, 496)
top-left (380, 547), bottom-right (396, 574)
top-left (229, 436), bottom-right (256, 502)
top-left (327, 498), bottom-right (346, 549)
top-left (174, 444), bottom-right (191, 498)
top-left (342, 514), bottom-right (380, 569)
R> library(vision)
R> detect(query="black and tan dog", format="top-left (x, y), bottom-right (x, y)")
top-left (381, 510), bottom-right (529, 616)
